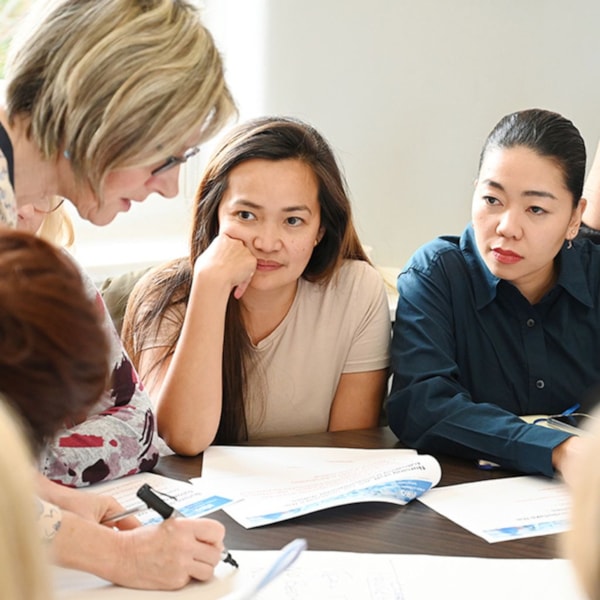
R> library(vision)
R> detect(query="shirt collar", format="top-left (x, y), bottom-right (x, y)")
top-left (555, 240), bottom-right (594, 308)
top-left (460, 223), bottom-right (500, 310)
top-left (460, 222), bottom-right (594, 310)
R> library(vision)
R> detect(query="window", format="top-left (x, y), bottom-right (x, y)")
top-left (0, 0), bottom-right (33, 76)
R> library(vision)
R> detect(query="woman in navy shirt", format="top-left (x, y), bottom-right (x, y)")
top-left (387, 108), bottom-right (594, 480)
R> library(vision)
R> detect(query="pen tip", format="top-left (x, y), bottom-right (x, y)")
top-left (224, 552), bottom-right (239, 568)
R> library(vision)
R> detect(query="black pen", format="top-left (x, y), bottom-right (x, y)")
top-left (136, 483), bottom-right (239, 568)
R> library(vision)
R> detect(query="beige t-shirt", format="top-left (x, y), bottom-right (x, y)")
top-left (246, 260), bottom-right (391, 437)
top-left (143, 259), bottom-right (391, 438)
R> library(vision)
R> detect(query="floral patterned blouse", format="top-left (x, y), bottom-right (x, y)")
top-left (0, 130), bottom-right (159, 488)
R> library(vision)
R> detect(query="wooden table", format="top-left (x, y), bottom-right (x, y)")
top-left (154, 427), bottom-right (561, 560)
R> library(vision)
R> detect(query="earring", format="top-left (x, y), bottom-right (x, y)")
top-left (567, 239), bottom-right (573, 250)
top-left (63, 150), bottom-right (71, 160)
top-left (314, 239), bottom-right (319, 247)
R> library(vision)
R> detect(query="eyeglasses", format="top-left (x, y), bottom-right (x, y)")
top-left (150, 146), bottom-right (201, 176)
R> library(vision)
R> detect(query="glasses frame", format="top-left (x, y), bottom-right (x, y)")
top-left (151, 146), bottom-right (201, 176)
top-left (33, 197), bottom-right (65, 215)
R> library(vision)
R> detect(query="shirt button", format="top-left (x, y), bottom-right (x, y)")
top-left (526, 318), bottom-right (535, 327)
top-left (536, 379), bottom-right (545, 389)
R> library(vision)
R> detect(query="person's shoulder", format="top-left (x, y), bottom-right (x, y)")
top-left (574, 237), bottom-right (600, 278)
top-left (339, 258), bottom-right (381, 278)
top-left (403, 234), bottom-right (463, 277)
top-left (304, 260), bottom-right (383, 301)
top-left (334, 259), bottom-right (386, 290)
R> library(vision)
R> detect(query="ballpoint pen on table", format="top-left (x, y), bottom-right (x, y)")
top-left (561, 403), bottom-right (581, 417)
top-left (475, 407), bottom-right (582, 470)
top-left (221, 538), bottom-right (307, 600)
top-left (136, 483), bottom-right (239, 568)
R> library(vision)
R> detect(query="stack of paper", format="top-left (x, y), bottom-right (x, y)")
top-left (193, 447), bottom-right (442, 528)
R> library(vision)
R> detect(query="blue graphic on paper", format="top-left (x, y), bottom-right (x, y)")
top-left (245, 479), bottom-right (433, 527)
top-left (483, 518), bottom-right (569, 542)
top-left (144, 495), bottom-right (232, 525)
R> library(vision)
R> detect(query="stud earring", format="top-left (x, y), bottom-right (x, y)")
top-left (63, 150), bottom-right (71, 160)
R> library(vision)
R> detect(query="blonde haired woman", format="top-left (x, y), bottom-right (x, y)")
top-left (0, 0), bottom-right (235, 589)
top-left (0, 396), bottom-right (52, 600)
top-left (1, 0), bottom-right (235, 486)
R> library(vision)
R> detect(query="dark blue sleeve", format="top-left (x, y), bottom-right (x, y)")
top-left (386, 248), bottom-right (571, 478)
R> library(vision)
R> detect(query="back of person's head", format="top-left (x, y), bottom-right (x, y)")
top-left (478, 108), bottom-right (586, 207)
top-left (0, 230), bottom-right (109, 453)
top-left (565, 411), bottom-right (600, 600)
top-left (5, 0), bottom-right (236, 200)
top-left (191, 116), bottom-right (369, 283)
top-left (0, 396), bottom-right (52, 600)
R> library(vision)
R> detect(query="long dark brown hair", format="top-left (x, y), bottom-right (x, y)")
top-left (0, 231), bottom-right (109, 454)
top-left (124, 116), bottom-right (369, 443)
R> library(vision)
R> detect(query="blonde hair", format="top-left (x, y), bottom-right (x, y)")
top-left (0, 396), bottom-right (52, 600)
top-left (564, 411), bottom-right (600, 600)
top-left (37, 201), bottom-right (74, 248)
top-left (5, 0), bottom-right (236, 201)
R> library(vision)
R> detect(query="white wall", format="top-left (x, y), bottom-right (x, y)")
top-left (71, 0), bottom-right (600, 279)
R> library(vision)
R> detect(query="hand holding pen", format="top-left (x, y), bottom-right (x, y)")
top-left (99, 485), bottom-right (229, 588)
top-left (136, 483), bottom-right (239, 568)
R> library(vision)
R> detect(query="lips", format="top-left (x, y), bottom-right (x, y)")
top-left (256, 259), bottom-right (282, 271)
top-left (491, 247), bottom-right (523, 264)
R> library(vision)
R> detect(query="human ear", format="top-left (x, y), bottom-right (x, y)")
top-left (315, 226), bottom-right (325, 246)
top-left (568, 197), bottom-right (587, 237)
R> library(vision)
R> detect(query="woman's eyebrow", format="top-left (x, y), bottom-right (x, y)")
top-left (230, 199), bottom-right (313, 214)
top-left (482, 179), bottom-right (558, 200)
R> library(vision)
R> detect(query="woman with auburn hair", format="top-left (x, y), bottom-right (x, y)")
top-left (0, 230), bottom-right (108, 453)
top-left (124, 116), bottom-right (391, 456)
top-left (0, 0), bottom-right (235, 486)
top-left (0, 229), bottom-right (227, 590)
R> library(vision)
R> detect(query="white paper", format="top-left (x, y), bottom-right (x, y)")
top-left (418, 475), bottom-right (570, 542)
top-left (194, 447), bottom-right (441, 528)
top-left (54, 551), bottom-right (586, 600)
top-left (85, 471), bottom-right (236, 525)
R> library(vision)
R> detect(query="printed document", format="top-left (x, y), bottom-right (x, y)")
top-left (54, 551), bottom-right (585, 599)
top-left (85, 471), bottom-right (235, 525)
top-left (418, 475), bottom-right (570, 542)
top-left (194, 447), bottom-right (441, 528)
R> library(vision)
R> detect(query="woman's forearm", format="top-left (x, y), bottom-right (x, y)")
top-left (153, 274), bottom-right (231, 455)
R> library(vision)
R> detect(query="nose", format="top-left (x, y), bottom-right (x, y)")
top-left (253, 223), bottom-right (283, 253)
top-left (150, 165), bottom-right (180, 199)
top-left (496, 208), bottom-right (523, 239)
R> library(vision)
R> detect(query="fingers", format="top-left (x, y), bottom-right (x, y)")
top-left (111, 514), bottom-right (142, 531)
top-left (194, 234), bottom-right (256, 293)
top-left (233, 272), bottom-right (254, 299)
top-left (118, 518), bottom-right (227, 589)
top-left (191, 517), bottom-right (226, 546)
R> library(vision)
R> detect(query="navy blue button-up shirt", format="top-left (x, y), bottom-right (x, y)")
top-left (387, 223), bottom-right (600, 477)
